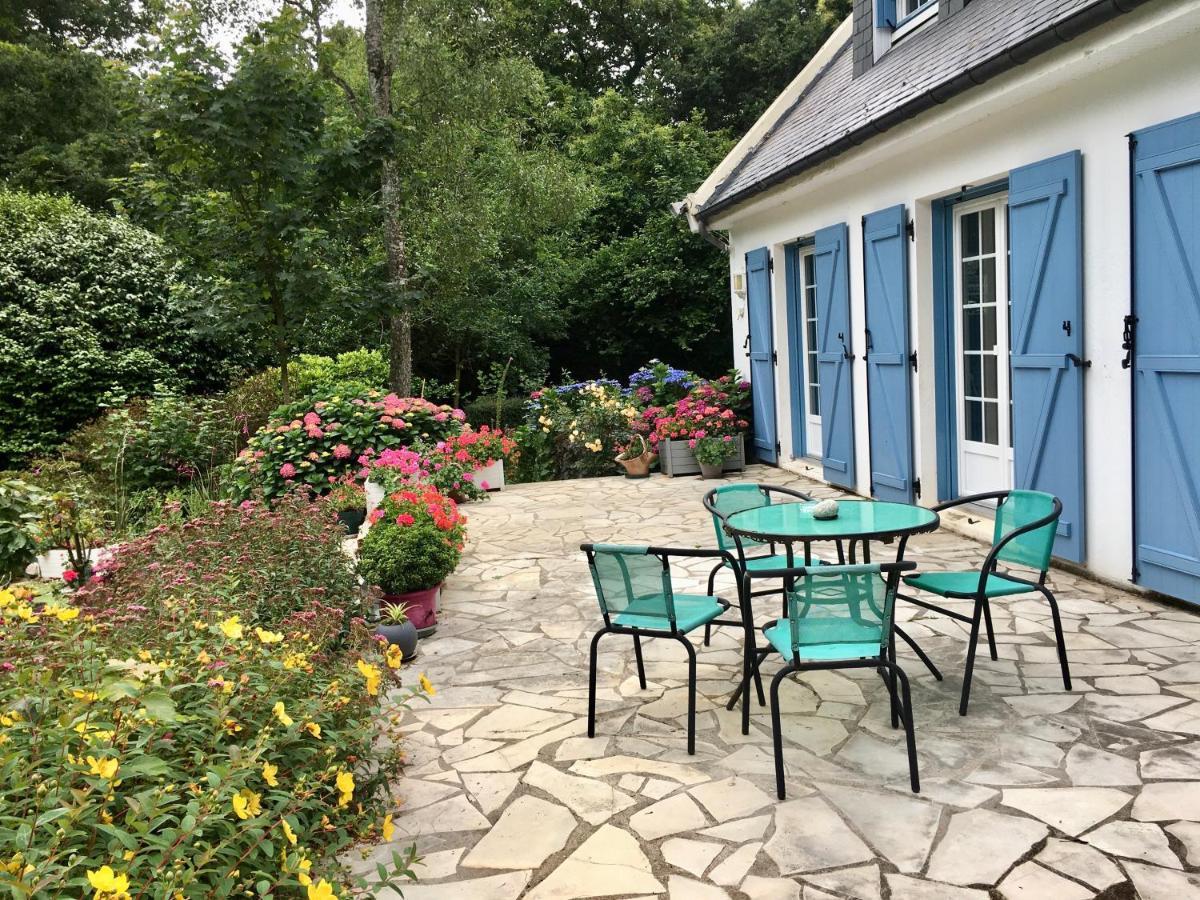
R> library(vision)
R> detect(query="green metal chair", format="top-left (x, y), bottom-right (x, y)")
top-left (582, 543), bottom-right (734, 754)
top-left (742, 561), bottom-right (920, 797)
top-left (898, 490), bottom-right (1071, 716)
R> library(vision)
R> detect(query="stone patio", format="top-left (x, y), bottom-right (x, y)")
top-left (349, 466), bottom-right (1200, 899)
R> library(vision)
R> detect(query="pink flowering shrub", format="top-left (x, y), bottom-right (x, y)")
top-left (230, 391), bottom-right (466, 500)
top-left (649, 379), bottom-right (750, 447)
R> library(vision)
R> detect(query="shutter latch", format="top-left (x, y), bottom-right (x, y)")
top-left (1121, 314), bottom-right (1138, 370)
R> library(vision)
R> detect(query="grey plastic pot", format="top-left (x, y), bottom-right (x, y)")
top-left (375, 620), bottom-right (419, 660)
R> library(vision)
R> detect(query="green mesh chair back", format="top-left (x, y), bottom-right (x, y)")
top-left (708, 484), bottom-right (770, 552)
top-left (588, 544), bottom-right (676, 627)
top-left (993, 490), bottom-right (1059, 572)
top-left (785, 564), bottom-right (897, 661)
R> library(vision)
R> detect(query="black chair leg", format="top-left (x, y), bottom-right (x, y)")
top-left (753, 649), bottom-right (767, 707)
top-left (981, 597), bottom-right (999, 661)
top-left (677, 636), bottom-right (698, 755)
top-left (894, 625), bottom-right (943, 681)
top-left (588, 629), bottom-right (606, 738)
top-left (769, 665), bottom-right (790, 799)
top-left (888, 629), bottom-right (900, 729)
top-left (959, 598), bottom-right (985, 716)
top-left (884, 659), bottom-right (920, 793)
top-left (1039, 584), bottom-right (1072, 691)
top-left (633, 632), bottom-right (647, 689)
top-left (706, 562), bottom-right (722, 595)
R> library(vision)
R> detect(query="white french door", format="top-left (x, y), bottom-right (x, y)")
top-left (799, 247), bottom-right (823, 457)
top-left (953, 196), bottom-right (1014, 496)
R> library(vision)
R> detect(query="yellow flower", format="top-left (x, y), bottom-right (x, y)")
top-left (137, 650), bottom-right (152, 662)
top-left (382, 814), bottom-right (394, 841)
top-left (307, 879), bottom-right (338, 900)
top-left (231, 788), bottom-right (262, 820)
top-left (273, 701), bottom-right (293, 727)
top-left (86, 755), bottom-right (119, 780)
top-left (262, 761), bottom-right (279, 787)
top-left (336, 769), bottom-right (355, 807)
top-left (297, 856), bottom-right (312, 885)
top-left (282, 651), bottom-right (309, 670)
top-left (255, 627), bottom-right (283, 644)
top-left (72, 688), bottom-right (99, 702)
top-left (42, 602), bottom-right (80, 622)
top-left (1, 851), bottom-right (33, 879)
top-left (86, 865), bottom-right (131, 899)
top-left (355, 659), bottom-right (381, 696)
top-left (385, 644), bottom-right (403, 669)
top-left (196, 649), bottom-right (211, 664)
top-left (0, 589), bottom-right (13, 608)
top-left (281, 817), bottom-right (298, 846)
top-left (419, 673), bottom-right (435, 696)
top-left (303, 721), bottom-right (321, 739)
top-left (14, 604), bottom-right (34, 622)
top-left (219, 615), bottom-right (243, 640)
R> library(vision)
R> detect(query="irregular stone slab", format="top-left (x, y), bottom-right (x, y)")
top-left (894, 779), bottom-right (997, 809)
top-left (1000, 787), bottom-right (1131, 836)
top-left (965, 762), bottom-right (1057, 787)
top-left (820, 783), bottom-right (941, 873)
top-left (996, 862), bottom-right (1092, 900)
top-left (661, 837), bottom-right (723, 877)
top-left (884, 874), bottom-right (990, 899)
top-left (1002, 694), bottom-right (1081, 716)
top-left (456, 719), bottom-right (585, 773)
top-left (699, 814), bottom-right (771, 843)
top-left (1064, 744), bottom-right (1140, 786)
top-left (1083, 820), bottom-right (1180, 868)
top-left (462, 795), bottom-right (576, 870)
top-left (1139, 742), bottom-right (1200, 779)
top-left (1143, 702), bottom-right (1200, 736)
top-left (461, 772), bottom-right (521, 816)
top-left (835, 732), bottom-right (916, 781)
top-left (1086, 693), bottom-right (1188, 723)
top-left (618, 774), bottom-right (645, 792)
top-left (1166, 821), bottom-right (1200, 866)
top-left (465, 704), bottom-right (574, 740)
top-left (554, 735), bottom-right (611, 762)
top-left (443, 738), bottom-right (506, 765)
top-left (1094, 675), bottom-right (1161, 694)
top-left (740, 875), bottom-right (801, 900)
top-left (641, 777), bottom-right (678, 799)
top-left (392, 795), bottom-right (493, 838)
top-left (1132, 782), bottom-right (1200, 822)
top-left (667, 876), bottom-right (729, 900)
top-left (925, 808), bottom-right (1048, 886)
top-left (1123, 861), bottom-right (1200, 900)
top-left (800, 669), bottom-right (865, 704)
top-left (708, 841), bottom-right (761, 886)
top-left (400, 871), bottom-right (530, 899)
top-left (570, 754), bottom-right (710, 785)
top-left (395, 778), bottom-right (461, 811)
top-left (526, 824), bottom-right (663, 899)
top-left (688, 776), bottom-right (773, 823)
top-left (774, 715), bottom-right (848, 755)
top-left (1035, 838), bottom-right (1125, 892)
top-left (763, 796), bottom-right (873, 875)
top-left (1156, 662), bottom-right (1200, 683)
top-left (523, 760), bottom-right (636, 826)
top-left (629, 793), bottom-right (708, 841)
top-left (412, 847), bottom-right (465, 879)
top-left (804, 864), bottom-right (882, 900)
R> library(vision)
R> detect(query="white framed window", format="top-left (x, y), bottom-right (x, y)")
top-left (897, 0), bottom-right (935, 20)
top-left (799, 247), bottom-right (823, 457)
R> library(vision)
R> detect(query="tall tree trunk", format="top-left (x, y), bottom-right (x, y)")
top-left (271, 289), bottom-right (291, 404)
top-left (365, 0), bottom-right (413, 395)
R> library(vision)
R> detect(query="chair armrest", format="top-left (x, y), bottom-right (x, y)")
top-left (932, 490), bottom-right (1010, 513)
top-left (761, 484), bottom-right (813, 502)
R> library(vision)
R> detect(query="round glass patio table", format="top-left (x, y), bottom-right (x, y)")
top-left (724, 498), bottom-right (940, 553)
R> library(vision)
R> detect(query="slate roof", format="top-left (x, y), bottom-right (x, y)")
top-left (700, 0), bottom-right (1147, 218)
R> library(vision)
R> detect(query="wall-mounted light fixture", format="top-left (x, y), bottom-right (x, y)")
top-left (731, 272), bottom-right (747, 300)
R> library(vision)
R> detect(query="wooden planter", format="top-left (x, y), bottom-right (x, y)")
top-left (658, 434), bottom-right (746, 477)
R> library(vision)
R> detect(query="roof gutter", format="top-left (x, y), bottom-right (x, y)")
top-left (697, 0), bottom-right (1152, 222)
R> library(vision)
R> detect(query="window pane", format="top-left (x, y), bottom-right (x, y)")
top-left (964, 400), bottom-right (982, 442)
top-left (981, 258), bottom-right (996, 305)
top-left (963, 308), bottom-right (981, 351)
top-left (804, 254), bottom-right (815, 285)
top-left (982, 306), bottom-right (997, 351)
top-left (981, 207), bottom-right (995, 254)
top-left (984, 354), bottom-right (997, 399)
top-left (961, 212), bottom-right (979, 257)
top-left (965, 355), bottom-right (982, 397)
top-left (984, 401), bottom-right (999, 445)
top-left (963, 259), bottom-right (981, 305)
top-left (810, 384), bottom-right (820, 414)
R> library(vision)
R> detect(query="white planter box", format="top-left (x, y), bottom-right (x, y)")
top-left (659, 435), bottom-right (746, 477)
top-left (473, 459), bottom-right (505, 491)
top-left (364, 478), bottom-right (386, 516)
top-left (30, 546), bottom-right (114, 579)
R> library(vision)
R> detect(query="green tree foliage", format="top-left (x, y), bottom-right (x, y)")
top-left (0, 189), bottom-right (234, 464)
top-left (0, 0), bottom-right (158, 48)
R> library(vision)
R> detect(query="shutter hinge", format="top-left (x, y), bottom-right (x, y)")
top-left (775, 440), bottom-right (782, 455)
top-left (1121, 314), bottom-right (1138, 369)
top-left (768, 255), bottom-right (774, 273)
top-left (913, 478), bottom-right (921, 499)
top-left (909, 351), bottom-right (918, 372)
top-left (906, 218), bottom-right (915, 241)
top-left (772, 349), bottom-right (778, 365)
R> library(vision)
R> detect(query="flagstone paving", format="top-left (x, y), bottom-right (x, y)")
top-left (345, 466), bottom-right (1200, 897)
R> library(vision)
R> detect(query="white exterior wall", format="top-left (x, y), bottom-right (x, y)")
top-left (714, 0), bottom-right (1200, 587)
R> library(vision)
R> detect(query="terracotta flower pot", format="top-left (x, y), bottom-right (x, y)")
top-left (382, 584), bottom-right (441, 638)
top-left (615, 435), bottom-right (657, 479)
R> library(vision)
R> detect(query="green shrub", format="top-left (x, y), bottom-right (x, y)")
top-left (0, 582), bottom-right (425, 898)
top-left (0, 189), bottom-right (240, 466)
top-left (0, 477), bottom-right (45, 583)
top-left (463, 395), bottom-right (528, 431)
top-left (357, 485), bottom-right (466, 595)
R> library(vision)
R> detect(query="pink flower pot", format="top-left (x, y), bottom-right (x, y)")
top-left (382, 584), bottom-right (441, 637)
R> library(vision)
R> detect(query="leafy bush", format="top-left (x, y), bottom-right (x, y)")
top-left (463, 395), bottom-right (527, 431)
top-left (230, 393), bottom-right (466, 500)
top-left (627, 360), bottom-right (696, 407)
top-left (358, 486), bottom-right (466, 595)
top-left (0, 477), bottom-right (45, 582)
top-left (520, 380), bottom-right (639, 480)
top-left (0, 189), bottom-right (238, 466)
top-left (75, 492), bottom-right (362, 637)
top-left (649, 379), bottom-right (750, 447)
top-left (0, 583), bottom-right (425, 898)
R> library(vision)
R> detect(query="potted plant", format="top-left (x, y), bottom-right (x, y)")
top-left (614, 434), bottom-right (657, 478)
top-left (356, 485), bottom-right (465, 637)
top-left (375, 601), bottom-right (419, 659)
top-left (326, 481), bottom-right (367, 535)
top-left (38, 490), bottom-right (101, 585)
top-left (693, 435), bottom-right (738, 480)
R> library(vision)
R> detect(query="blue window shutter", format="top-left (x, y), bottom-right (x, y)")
top-left (876, 0), bottom-right (896, 27)
top-left (1131, 111), bottom-right (1200, 602)
top-left (863, 204), bottom-right (914, 502)
top-left (814, 223), bottom-right (856, 489)
top-left (746, 247), bottom-right (778, 463)
top-left (1009, 150), bottom-right (1085, 562)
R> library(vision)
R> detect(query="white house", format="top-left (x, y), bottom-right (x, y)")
top-left (678, 0), bottom-right (1200, 605)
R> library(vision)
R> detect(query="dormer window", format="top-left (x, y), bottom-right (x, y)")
top-left (876, 0), bottom-right (937, 44)
top-left (895, 0), bottom-right (935, 24)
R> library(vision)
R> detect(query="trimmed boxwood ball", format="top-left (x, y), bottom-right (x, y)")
top-left (358, 521), bottom-right (460, 595)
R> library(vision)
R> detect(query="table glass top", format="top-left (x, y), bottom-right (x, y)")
top-left (725, 499), bottom-right (939, 541)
